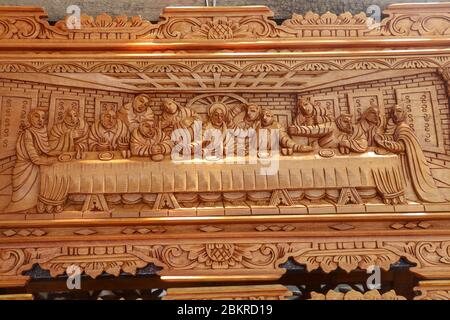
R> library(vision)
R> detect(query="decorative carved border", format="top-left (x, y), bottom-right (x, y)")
top-left (2, 4), bottom-right (450, 42)
top-left (2, 238), bottom-right (450, 283)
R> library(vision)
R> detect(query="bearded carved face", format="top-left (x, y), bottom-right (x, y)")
top-left (337, 115), bottom-right (353, 134)
top-left (163, 99), bottom-right (178, 115)
top-left (364, 107), bottom-right (380, 125)
top-left (298, 99), bottom-right (314, 116)
top-left (134, 94), bottom-right (150, 114)
top-left (139, 120), bottom-right (157, 138)
top-left (392, 106), bottom-right (406, 124)
top-left (100, 110), bottom-right (118, 130)
top-left (63, 109), bottom-right (80, 127)
top-left (245, 104), bottom-right (261, 122)
top-left (29, 110), bottom-right (46, 129)
top-left (261, 110), bottom-right (274, 127)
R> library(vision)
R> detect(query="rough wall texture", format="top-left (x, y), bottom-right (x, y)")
top-left (0, 0), bottom-right (446, 22)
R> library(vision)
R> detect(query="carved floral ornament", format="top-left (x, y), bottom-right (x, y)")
top-left (0, 4), bottom-right (450, 41)
top-left (1, 241), bottom-right (450, 280)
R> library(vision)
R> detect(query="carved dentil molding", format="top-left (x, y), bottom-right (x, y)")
top-left (0, 4), bottom-right (450, 41)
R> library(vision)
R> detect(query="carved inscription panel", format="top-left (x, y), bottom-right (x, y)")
top-left (395, 86), bottom-right (444, 153)
top-left (0, 90), bottom-right (35, 156)
top-left (347, 90), bottom-right (385, 120)
top-left (48, 94), bottom-right (85, 131)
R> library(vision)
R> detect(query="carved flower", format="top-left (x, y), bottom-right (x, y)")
top-left (187, 243), bottom-right (257, 269)
top-left (191, 17), bottom-right (250, 40)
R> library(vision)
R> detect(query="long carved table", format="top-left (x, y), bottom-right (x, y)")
top-left (38, 152), bottom-right (404, 212)
top-left (0, 3), bottom-right (450, 300)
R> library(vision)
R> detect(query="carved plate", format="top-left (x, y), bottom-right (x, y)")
top-left (98, 151), bottom-right (114, 161)
top-left (58, 153), bottom-right (72, 162)
top-left (318, 149), bottom-right (335, 158)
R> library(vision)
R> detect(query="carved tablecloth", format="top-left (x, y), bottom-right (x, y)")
top-left (38, 151), bottom-right (405, 207)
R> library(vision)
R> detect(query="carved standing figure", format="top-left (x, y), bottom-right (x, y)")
top-left (291, 114), bottom-right (368, 154)
top-left (88, 106), bottom-right (130, 154)
top-left (5, 109), bottom-right (57, 213)
top-left (130, 118), bottom-right (173, 161)
top-left (49, 107), bottom-right (89, 159)
top-left (374, 105), bottom-right (446, 203)
top-left (119, 94), bottom-right (154, 130)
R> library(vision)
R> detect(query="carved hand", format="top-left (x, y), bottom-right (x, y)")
top-left (118, 136), bottom-right (129, 149)
top-left (151, 144), bottom-right (163, 155)
top-left (74, 144), bottom-right (83, 160)
top-left (182, 117), bottom-right (195, 128)
top-left (98, 137), bottom-right (110, 151)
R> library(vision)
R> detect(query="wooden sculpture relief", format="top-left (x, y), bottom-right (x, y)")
top-left (0, 4), bottom-right (448, 299)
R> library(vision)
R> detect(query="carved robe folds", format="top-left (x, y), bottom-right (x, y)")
top-left (6, 126), bottom-right (53, 213)
top-left (49, 119), bottom-right (89, 153)
top-left (377, 123), bottom-right (446, 203)
top-left (130, 127), bottom-right (173, 159)
top-left (88, 120), bottom-right (130, 152)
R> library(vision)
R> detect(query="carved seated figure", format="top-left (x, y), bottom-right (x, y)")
top-left (88, 106), bottom-right (130, 156)
top-left (119, 93), bottom-right (154, 130)
top-left (202, 102), bottom-right (235, 158)
top-left (291, 113), bottom-right (368, 154)
top-left (160, 98), bottom-right (200, 137)
top-left (374, 105), bottom-right (446, 203)
top-left (229, 103), bottom-right (262, 130)
top-left (355, 105), bottom-right (383, 146)
top-left (5, 109), bottom-right (57, 213)
top-left (130, 118), bottom-right (173, 161)
top-left (292, 97), bottom-right (332, 127)
top-left (257, 110), bottom-right (313, 155)
top-left (49, 107), bottom-right (89, 159)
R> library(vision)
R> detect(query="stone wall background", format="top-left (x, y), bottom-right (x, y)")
top-left (0, 0), bottom-right (446, 22)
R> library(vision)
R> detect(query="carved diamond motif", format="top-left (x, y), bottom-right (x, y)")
top-left (390, 223), bottom-right (404, 230)
top-left (329, 224), bottom-right (354, 231)
top-left (74, 229), bottom-right (97, 236)
top-left (32, 229), bottom-right (46, 237)
top-left (199, 225), bottom-right (223, 233)
top-left (17, 229), bottom-right (31, 237)
top-left (2, 230), bottom-right (17, 237)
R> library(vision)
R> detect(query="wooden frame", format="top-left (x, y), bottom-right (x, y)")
top-left (0, 4), bottom-right (449, 300)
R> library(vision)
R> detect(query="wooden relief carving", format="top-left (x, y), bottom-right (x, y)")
top-left (0, 90), bottom-right (35, 156)
top-left (0, 4), bottom-right (448, 299)
top-left (395, 86), bottom-right (444, 153)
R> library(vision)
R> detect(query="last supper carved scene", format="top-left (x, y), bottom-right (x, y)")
top-left (0, 3), bottom-right (449, 300)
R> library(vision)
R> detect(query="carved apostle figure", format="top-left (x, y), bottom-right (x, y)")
top-left (5, 109), bottom-right (57, 213)
top-left (354, 105), bottom-right (383, 146)
top-left (202, 103), bottom-right (235, 157)
top-left (119, 94), bottom-right (154, 130)
top-left (292, 97), bottom-right (332, 127)
top-left (49, 107), bottom-right (89, 159)
top-left (257, 110), bottom-right (313, 154)
top-left (291, 114), bottom-right (368, 154)
top-left (88, 106), bottom-right (130, 154)
top-left (160, 98), bottom-right (200, 138)
top-left (374, 105), bottom-right (446, 203)
top-left (229, 103), bottom-right (262, 130)
top-left (130, 118), bottom-right (173, 161)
